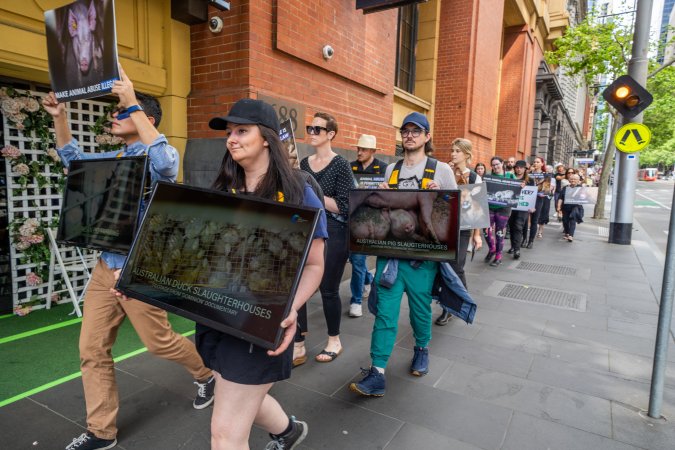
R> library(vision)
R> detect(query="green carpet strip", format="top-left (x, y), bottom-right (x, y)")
top-left (0, 329), bottom-right (195, 408)
top-left (0, 318), bottom-right (83, 345)
top-left (0, 314), bottom-right (14, 319)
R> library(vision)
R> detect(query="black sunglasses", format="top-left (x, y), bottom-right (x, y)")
top-left (306, 125), bottom-right (328, 135)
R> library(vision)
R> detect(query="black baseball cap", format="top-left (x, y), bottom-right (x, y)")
top-left (515, 160), bottom-right (528, 168)
top-left (209, 99), bottom-right (279, 133)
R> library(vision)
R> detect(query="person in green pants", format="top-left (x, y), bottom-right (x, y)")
top-left (349, 112), bottom-right (457, 397)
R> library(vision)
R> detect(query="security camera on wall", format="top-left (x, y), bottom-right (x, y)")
top-left (209, 16), bottom-right (223, 33)
top-left (322, 45), bottom-right (334, 60)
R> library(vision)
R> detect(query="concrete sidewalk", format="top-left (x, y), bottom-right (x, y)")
top-left (2, 209), bottom-right (675, 449)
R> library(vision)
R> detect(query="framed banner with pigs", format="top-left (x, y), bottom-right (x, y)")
top-left (348, 189), bottom-right (460, 262)
top-left (44, 0), bottom-right (119, 102)
top-left (116, 182), bottom-right (321, 350)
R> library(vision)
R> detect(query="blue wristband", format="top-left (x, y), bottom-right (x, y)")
top-left (117, 104), bottom-right (143, 120)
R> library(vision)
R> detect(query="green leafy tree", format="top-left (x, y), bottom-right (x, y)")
top-left (546, 9), bottom-right (675, 218)
top-left (545, 10), bottom-right (631, 219)
top-left (643, 66), bottom-right (675, 170)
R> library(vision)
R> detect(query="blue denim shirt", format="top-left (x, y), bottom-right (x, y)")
top-left (57, 135), bottom-right (179, 269)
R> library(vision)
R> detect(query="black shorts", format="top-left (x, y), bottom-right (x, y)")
top-left (195, 324), bottom-right (292, 385)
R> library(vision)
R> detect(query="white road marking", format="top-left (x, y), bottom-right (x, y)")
top-left (636, 191), bottom-right (672, 210)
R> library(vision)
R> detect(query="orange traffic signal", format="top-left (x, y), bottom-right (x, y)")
top-left (602, 75), bottom-right (653, 119)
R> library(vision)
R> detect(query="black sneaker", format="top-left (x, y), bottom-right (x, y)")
top-left (350, 367), bottom-right (386, 396)
top-left (193, 375), bottom-right (215, 409)
top-left (507, 248), bottom-right (514, 254)
top-left (410, 346), bottom-right (429, 376)
top-left (513, 250), bottom-right (520, 260)
top-left (265, 416), bottom-right (308, 450)
top-left (490, 258), bottom-right (502, 267)
top-left (65, 432), bottom-right (116, 450)
top-left (435, 310), bottom-right (452, 326)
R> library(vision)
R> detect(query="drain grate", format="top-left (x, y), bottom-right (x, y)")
top-left (598, 226), bottom-right (609, 237)
top-left (515, 261), bottom-right (576, 276)
top-left (496, 284), bottom-right (586, 311)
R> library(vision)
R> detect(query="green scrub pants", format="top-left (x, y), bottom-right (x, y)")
top-left (370, 257), bottom-right (437, 368)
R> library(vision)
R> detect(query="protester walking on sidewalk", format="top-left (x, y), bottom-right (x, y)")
top-left (507, 160), bottom-right (534, 260)
top-left (44, 66), bottom-right (215, 450)
top-left (525, 156), bottom-right (551, 248)
top-left (348, 134), bottom-right (385, 318)
top-left (201, 99), bottom-right (327, 449)
top-left (484, 156), bottom-right (516, 267)
top-left (350, 112), bottom-right (457, 397)
top-left (557, 173), bottom-right (584, 242)
top-left (298, 112), bottom-right (353, 364)
top-left (436, 138), bottom-right (482, 326)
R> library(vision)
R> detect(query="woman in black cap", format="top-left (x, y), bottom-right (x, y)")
top-left (200, 99), bottom-right (328, 449)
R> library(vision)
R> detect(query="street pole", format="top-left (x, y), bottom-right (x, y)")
top-left (648, 188), bottom-right (675, 418)
top-left (608, 0), bottom-right (652, 244)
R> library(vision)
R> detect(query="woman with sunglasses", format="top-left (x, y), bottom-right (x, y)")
top-left (296, 112), bottom-right (353, 364)
top-left (484, 156), bottom-right (516, 267)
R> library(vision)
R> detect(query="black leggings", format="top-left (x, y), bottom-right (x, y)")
top-left (295, 219), bottom-right (348, 341)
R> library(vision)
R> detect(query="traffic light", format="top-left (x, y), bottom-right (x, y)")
top-left (602, 75), bottom-right (653, 119)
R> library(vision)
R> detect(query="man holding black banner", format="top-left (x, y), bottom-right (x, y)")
top-left (350, 112), bottom-right (456, 397)
top-left (43, 66), bottom-right (214, 450)
top-left (348, 134), bottom-right (385, 318)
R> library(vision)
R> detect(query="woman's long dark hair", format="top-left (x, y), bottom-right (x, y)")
top-left (211, 125), bottom-right (304, 204)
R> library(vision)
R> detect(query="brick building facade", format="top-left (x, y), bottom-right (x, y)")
top-left (184, 0), bottom-right (399, 185)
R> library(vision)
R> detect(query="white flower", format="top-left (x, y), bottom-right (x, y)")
top-left (1, 98), bottom-right (21, 115)
top-left (15, 241), bottom-right (30, 251)
top-left (47, 148), bottom-right (60, 162)
top-left (22, 97), bottom-right (40, 112)
top-left (12, 163), bottom-right (29, 176)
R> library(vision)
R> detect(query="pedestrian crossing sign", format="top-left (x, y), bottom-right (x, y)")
top-left (614, 123), bottom-right (651, 153)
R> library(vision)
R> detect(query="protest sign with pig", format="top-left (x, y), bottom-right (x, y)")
top-left (45, 0), bottom-right (119, 102)
top-left (348, 189), bottom-right (460, 262)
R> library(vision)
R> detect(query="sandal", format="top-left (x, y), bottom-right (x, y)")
top-left (536, 233), bottom-right (543, 239)
top-left (292, 354), bottom-right (307, 368)
top-left (315, 347), bottom-right (343, 363)
top-left (292, 344), bottom-right (307, 368)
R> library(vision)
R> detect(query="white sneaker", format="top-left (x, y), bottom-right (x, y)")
top-left (349, 303), bottom-right (363, 317)
top-left (362, 283), bottom-right (371, 300)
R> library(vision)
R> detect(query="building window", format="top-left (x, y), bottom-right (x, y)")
top-left (395, 4), bottom-right (418, 94)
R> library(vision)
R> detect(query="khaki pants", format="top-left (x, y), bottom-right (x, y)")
top-left (79, 260), bottom-right (211, 439)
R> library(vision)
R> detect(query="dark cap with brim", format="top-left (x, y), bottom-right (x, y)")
top-left (209, 99), bottom-right (279, 133)
top-left (515, 160), bottom-right (527, 168)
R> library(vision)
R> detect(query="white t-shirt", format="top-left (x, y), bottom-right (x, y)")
top-left (383, 157), bottom-right (457, 190)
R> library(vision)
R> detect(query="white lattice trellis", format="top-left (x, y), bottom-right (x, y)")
top-left (3, 88), bottom-right (112, 309)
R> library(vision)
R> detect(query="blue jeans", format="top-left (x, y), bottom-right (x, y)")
top-left (349, 253), bottom-right (373, 305)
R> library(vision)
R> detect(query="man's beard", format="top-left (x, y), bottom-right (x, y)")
top-left (403, 141), bottom-right (424, 154)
